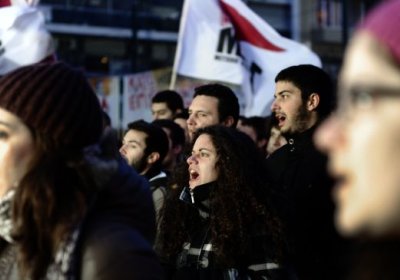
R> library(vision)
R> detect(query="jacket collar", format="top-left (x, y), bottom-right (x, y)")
top-left (285, 124), bottom-right (318, 148)
top-left (179, 181), bottom-right (216, 205)
top-left (179, 181), bottom-right (216, 219)
top-left (144, 165), bottom-right (164, 181)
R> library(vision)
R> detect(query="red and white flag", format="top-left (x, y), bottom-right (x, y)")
top-left (0, 0), bottom-right (54, 75)
top-left (173, 0), bottom-right (321, 116)
top-left (0, 0), bottom-right (39, 7)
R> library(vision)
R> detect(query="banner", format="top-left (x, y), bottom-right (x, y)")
top-left (122, 68), bottom-right (177, 128)
top-left (89, 76), bottom-right (121, 129)
top-left (174, 0), bottom-right (321, 116)
top-left (89, 68), bottom-right (202, 130)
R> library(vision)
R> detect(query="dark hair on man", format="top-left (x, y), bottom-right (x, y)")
top-left (239, 116), bottom-right (268, 142)
top-left (152, 119), bottom-right (185, 148)
top-left (275, 64), bottom-right (335, 119)
top-left (152, 90), bottom-right (184, 112)
top-left (174, 109), bottom-right (189, 120)
top-left (126, 120), bottom-right (169, 165)
top-left (193, 83), bottom-right (240, 127)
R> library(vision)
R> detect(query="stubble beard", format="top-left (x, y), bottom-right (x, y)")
top-left (132, 156), bottom-right (149, 174)
top-left (282, 103), bottom-right (311, 137)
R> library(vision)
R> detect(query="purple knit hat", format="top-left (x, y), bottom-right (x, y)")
top-left (0, 62), bottom-right (103, 149)
top-left (359, 0), bottom-right (400, 65)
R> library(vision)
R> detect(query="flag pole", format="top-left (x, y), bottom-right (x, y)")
top-left (169, 0), bottom-right (190, 90)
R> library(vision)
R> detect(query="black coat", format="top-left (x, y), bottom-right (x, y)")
top-left (168, 183), bottom-right (296, 280)
top-left (0, 159), bottom-right (163, 280)
top-left (346, 239), bottom-right (400, 280)
top-left (266, 126), bottom-right (350, 280)
top-left (78, 159), bottom-right (163, 279)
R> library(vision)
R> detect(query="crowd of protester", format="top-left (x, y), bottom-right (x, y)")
top-left (0, 0), bottom-right (399, 279)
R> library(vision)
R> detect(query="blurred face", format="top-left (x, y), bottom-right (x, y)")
top-left (174, 117), bottom-right (189, 143)
top-left (186, 134), bottom-right (218, 189)
top-left (0, 108), bottom-right (34, 197)
top-left (271, 81), bottom-right (312, 135)
top-left (119, 129), bottom-right (149, 174)
top-left (187, 95), bottom-right (220, 140)
top-left (315, 32), bottom-right (400, 237)
top-left (152, 102), bottom-right (174, 120)
top-left (266, 126), bottom-right (287, 156)
top-left (237, 123), bottom-right (257, 142)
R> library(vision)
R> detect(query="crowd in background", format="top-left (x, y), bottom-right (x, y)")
top-left (0, 0), bottom-right (400, 279)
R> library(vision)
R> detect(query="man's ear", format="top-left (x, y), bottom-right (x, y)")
top-left (307, 93), bottom-right (320, 111)
top-left (222, 116), bottom-right (235, 127)
top-left (147, 152), bottom-right (160, 165)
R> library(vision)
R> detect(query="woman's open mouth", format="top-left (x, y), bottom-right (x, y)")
top-left (189, 169), bottom-right (199, 180)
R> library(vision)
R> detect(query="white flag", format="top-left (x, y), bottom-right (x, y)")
top-left (0, 0), bottom-right (39, 7)
top-left (174, 0), bottom-right (321, 116)
top-left (174, 0), bottom-right (243, 84)
top-left (0, 3), bottom-right (53, 75)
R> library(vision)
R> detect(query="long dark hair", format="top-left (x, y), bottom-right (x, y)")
top-left (158, 125), bottom-right (284, 266)
top-left (11, 130), bottom-right (96, 279)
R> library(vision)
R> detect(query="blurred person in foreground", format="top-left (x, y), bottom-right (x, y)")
top-left (0, 62), bottom-right (162, 280)
top-left (157, 125), bottom-right (295, 279)
top-left (315, 1), bottom-right (400, 279)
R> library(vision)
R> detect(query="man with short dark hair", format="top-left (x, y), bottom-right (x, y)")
top-left (119, 120), bottom-right (169, 222)
top-left (272, 64), bottom-right (334, 135)
top-left (187, 83), bottom-right (239, 140)
top-left (151, 90), bottom-right (184, 120)
top-left (267, 64), bottom-right (347, 280)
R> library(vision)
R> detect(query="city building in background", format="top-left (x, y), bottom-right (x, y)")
top-left (38, 0), bottom-right (380, 77)
top-left (39, 0), bottom-right (182, 75)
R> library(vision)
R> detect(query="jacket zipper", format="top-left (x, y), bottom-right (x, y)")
top-left (190, 188), bottom-right (195, 203)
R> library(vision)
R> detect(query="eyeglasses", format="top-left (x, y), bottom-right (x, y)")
top-left (336, 86), bottom-right (400, 120)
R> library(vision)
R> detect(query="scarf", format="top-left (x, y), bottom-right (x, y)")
top-left (0, 188), bottom-right (81, 280)
top-left (0, 188), bottom-right (16, 243)
top-left (0, 138), bottom-right (119, 280)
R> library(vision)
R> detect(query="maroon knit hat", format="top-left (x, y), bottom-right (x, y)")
top-left (359, 0), bottom-right (400, 65)
top-left (0, 62), bottom-right (103, 149)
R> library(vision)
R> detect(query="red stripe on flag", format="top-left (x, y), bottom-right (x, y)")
top-left (0, 0), bottom-right (12, 7)
top-left (220, 1), bottom-right (285, 52)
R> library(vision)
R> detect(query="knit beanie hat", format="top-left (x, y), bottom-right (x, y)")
top-left (359, 0), bottom-right (400, 65)
top-left (0, 62), bottom-right (103, 149)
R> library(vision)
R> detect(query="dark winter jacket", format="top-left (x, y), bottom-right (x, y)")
top-left (0, 159), bottom-right (163, 280)
top-left (168, 182), bottom-right (295, 280)
top-left (346, 239), bottom-right (400, 280)
top-left (266, 126), bottom-right (350, 280)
